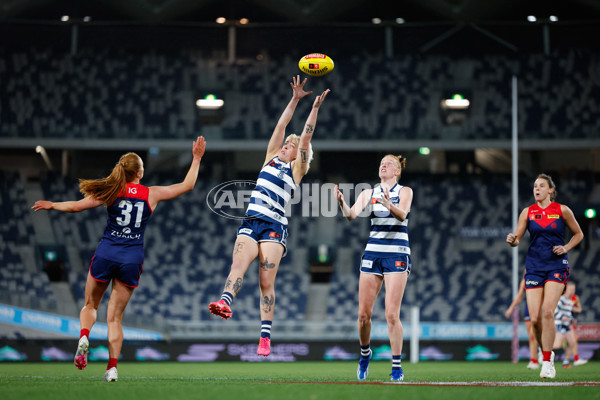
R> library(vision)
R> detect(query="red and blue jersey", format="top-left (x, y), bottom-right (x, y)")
top-left (95, 183), bottom-right (152, 264)
top-left (525, 202), bottom-right (568, 272)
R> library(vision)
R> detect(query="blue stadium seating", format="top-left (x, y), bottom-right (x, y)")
top-left (1, 48), bottom-right (598, 140)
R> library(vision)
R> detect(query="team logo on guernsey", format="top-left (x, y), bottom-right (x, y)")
top-left (207, 180), bottom-right (275, 220)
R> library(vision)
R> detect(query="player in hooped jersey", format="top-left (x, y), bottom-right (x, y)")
top-left (506, 173), bottom-right (583, 379)
top-left (32, 137), bottom-right (206, 382)
top-left (209, 76), bottom-right (330, 357)
top-left (334, 155), bottom-right (413, 382)
top-left (553, 281), bottom-right (588, 368)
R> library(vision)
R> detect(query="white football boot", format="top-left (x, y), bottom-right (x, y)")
top-left (104, 367), bottom-right (118, 382)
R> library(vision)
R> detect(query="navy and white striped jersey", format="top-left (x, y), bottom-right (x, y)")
top-left (364, 184), bottom-right (410, 258)
top-left (554, 295), bottom-right (576, 326)
top-left (245, 157), bottom-right (296, 225)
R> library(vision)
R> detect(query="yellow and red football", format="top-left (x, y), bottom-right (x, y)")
top-left (298, 53), bottom-right (334, 77)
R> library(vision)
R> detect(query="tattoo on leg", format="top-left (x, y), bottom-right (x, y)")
top-left (261, 295), bottom-right (275, 313)
top-left (259, 257), bottom-right (276, 270)
top-left (234, 242), bottom-right (244, 255)
top-left (233, 278), bottom-right (243, 294)
top-left (224, 278), bottom-right (232, 291)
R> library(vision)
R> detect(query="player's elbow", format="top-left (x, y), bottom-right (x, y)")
top-left (182, 180), bottom-right (195, 193)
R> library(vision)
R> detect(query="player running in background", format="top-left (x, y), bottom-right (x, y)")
top-left (32, 137), bottom-right (206, 382)
top-left (505, 277), bottom-right (540, 369)
top-left (209, 76), bottom-right (330, 357)
top-left (506, 173), bottom-right (583, 379)
top-left (335, 154), bottom-right (413, 383)
top-left (553, 281), bottom-right (588, 368)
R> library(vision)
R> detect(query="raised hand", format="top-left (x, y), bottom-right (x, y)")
top-left (313, 89), bottom-right (331, 109)
top-left (376, 185), bottom-right (391, 210)
top-left (290, 75), bottom-right (313, 100)
top-left (193, 136), bottom-right (206, 160)
top-left (334, 185), bottom-right (344, 204)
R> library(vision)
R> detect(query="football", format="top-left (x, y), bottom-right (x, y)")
top-left (298, 53), bottom-right (334, 77)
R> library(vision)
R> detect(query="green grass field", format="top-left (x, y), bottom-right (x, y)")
top-left (1, 361), bottom-right (599, 400)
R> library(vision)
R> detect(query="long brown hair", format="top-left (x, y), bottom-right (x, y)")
top-left (79, 153), bottom-right (142, 205)
top-left (536, 173), bottom-right (557, 201)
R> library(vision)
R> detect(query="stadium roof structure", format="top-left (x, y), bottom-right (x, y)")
top-left (1, 0), bottom-right (600, 24)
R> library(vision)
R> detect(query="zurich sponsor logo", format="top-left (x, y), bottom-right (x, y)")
top-left (239, 228), bottom-right (252, 235)
top-left (526, 280), bottom-right (539, 286)
top-left (123, 227), bottom-right (131, 234)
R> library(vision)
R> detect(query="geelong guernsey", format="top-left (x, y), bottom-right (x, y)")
top-left (554, 295), bottom-right (576, 326)
top-left (525, 202), bottom-right (568, 272)
top-left (95, 183), bottom-right (152, 264)
top-left (245, 157), bottom-right (296, 225)
top-left (364, 184), bottom-right (410, 258)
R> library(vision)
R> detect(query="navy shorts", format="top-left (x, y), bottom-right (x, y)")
top-left (524, 267), bottom-right (569, 289)
top-left (556, 322), bottom-right (572, 335)
top-left (237, 218), bottom-right (288, 256)
top-left (89, 254), bottom-right (143, 288)
top-left (360, 254), bottom-right (411, 276)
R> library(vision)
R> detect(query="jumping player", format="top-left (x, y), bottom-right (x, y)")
top-left (505, 277), bottom-right (540, 369)
top-left (208, 76), bottom-right (330, 357)
top-left (506, 173), bottom-right (583, 379)
top-left (32, 137), bottom-right (206, 382)
top-left (553, 281), bottom-right (588, 368)
top-left (334, 154), bottom-right (413, 383)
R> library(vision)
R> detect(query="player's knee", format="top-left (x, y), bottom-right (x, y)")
top-left (230, 261), bottom-right (246, 274)
top-left (259, 277), bottom-right (274, 292)
top-left (82, 303), bottom-right (99, 312)
top-left (106, 312), bottom-right (123, 324)
top-left (357, 311), bottom-right (372, 325)
top-left (540, 307), bottom-right (555, 320)
top-left (385, 313), bottom-right (401, 326)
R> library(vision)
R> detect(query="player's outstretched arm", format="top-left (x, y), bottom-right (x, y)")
top-left (292, 89), bottom-right (330, 183)
top-left (264, 76), bottom-right (312, 164)
top-left (149, 136), bottom-right (206, 209)
top-left (32, 196), bottom-right (104, 213)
